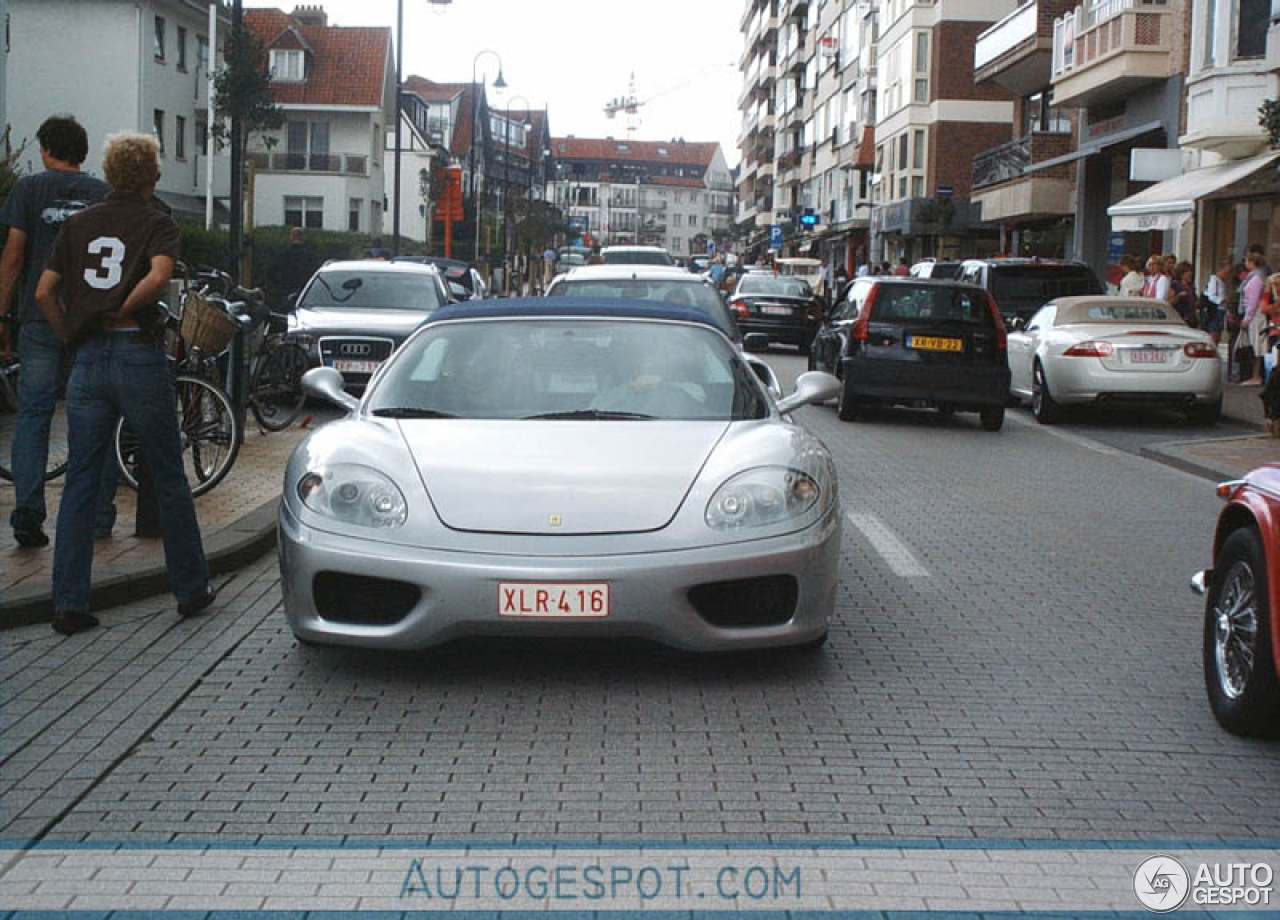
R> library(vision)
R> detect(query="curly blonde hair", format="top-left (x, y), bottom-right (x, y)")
top-left (101, 132), bottom-right (160, 193)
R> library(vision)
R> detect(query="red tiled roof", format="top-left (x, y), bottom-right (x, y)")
top-left (245, 9), bottom-right (391, 108)
top-left (551, 137), bottom-right (719, 167)
top-left (403, 76), bottom-right (482, 157)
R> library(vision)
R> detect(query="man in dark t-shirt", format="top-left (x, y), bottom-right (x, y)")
top-left (0, 114), bottom-right (115, 548)
top-left (36, 132), bottom-right (214, 635)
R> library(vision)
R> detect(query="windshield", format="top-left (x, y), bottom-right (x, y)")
top-left (368, 319), bottom-right (768, 421)
top-left (300, 270), bottom-right (446, 312)
top-left (738, 276), bottom-right (813, 298)
top-left (870, 286), bottom-right (995, 325)
top-left (1061, 301), bottom-right (1181, 324)
top-left (551, 279), bottom-right (736, 336)
top-left (602, 250), bottom-right (674, 266)
top-left (990, 267), bottom-right (1102, 304)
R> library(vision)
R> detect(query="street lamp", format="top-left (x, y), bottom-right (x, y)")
top-left (392, 0), bottom-right (454, 257)
top-left (470, 49), bottom-right (506, 266)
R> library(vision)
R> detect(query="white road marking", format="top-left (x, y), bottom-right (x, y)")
top-left (845, 511), bottom-right (931, 578)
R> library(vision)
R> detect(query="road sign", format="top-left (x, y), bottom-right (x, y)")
top-left (800, 209), bottom-right (818, 227)
top-left (707, 239), bottom-right (716, 254)
top-left (769, 224), bottom-right (783, 251)
top-left (936, 185), bottom-right (954, 197)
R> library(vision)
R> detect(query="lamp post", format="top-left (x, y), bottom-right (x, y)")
top-left (469, 49), bottom-right (505, 266)
top-left (392, 0), bottom-right (453, 257)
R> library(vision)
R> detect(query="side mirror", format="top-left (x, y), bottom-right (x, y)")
top-left (775, 371), bottom-right (841, 415)
top-left (1009, 316), bottom-right (1025, 332)
top-left (302, 366), bottom-right (359, 415)
top-left (743, 332), bottom-right (770, 353)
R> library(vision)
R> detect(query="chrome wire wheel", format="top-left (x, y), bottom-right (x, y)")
top-left (1213, 559), bottom-right (1258, 702)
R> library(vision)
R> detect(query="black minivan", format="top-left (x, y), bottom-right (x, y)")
top-left (809, 277), bottom-right (1011, 430)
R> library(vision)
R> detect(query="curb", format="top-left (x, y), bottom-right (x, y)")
top-left (0, 498), bottom-right (280, 630)
top-left (1139, 436), bottom-right (1268, 483)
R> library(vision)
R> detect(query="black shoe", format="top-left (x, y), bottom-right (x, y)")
top-left (13, 509), bottom-right (49, 548)
top-left (177, 586), bottom-right (217, 619)
top-left (51, 610), bottom-right (99, 635)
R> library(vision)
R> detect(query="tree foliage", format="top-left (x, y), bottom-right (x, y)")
top-left (212, 26), bottom-right (284, 153)
top-left (1260, 99), bottom-right (1280, 150)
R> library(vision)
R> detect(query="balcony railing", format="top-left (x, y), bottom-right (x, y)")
top-left (972, 130), bottom-right (1075, 189)
top-left (247, 152), bottom-right (369, 176)
top-left (638, 200), bottom-right (668, 213)
top-left (1052, 0), bottom-right (1170, 77)
top-left (975, 2), bottom-right (1038, 72)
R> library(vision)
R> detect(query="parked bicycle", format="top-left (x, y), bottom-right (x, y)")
top-left (0, 355), bottom-right (71, 483)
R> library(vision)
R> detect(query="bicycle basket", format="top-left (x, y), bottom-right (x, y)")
top-left (180, 291), bottom-right (237, 354)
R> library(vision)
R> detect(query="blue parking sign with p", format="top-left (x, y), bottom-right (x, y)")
top-left (769, 225), bottom-right (783, 251)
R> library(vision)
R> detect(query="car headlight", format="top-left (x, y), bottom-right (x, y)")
top-left (296, 463), bottom-right (407, 528)
top-left (705, 467), bottom-right (821, 530)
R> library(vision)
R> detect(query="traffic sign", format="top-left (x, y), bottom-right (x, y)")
top-left (769, 225), bottom-right (783, 251)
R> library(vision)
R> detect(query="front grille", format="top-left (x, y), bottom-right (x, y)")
top-left (688, 575), bottom-right (797, 628)
top-left (318, 337), bottom-right (395, 364)
top-left (313, 572), bottom-right (420, 625)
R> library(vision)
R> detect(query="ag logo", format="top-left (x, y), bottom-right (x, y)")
top-left (1134, 855), bottom-right (1190, 912)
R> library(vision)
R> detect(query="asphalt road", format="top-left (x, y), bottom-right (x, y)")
top-left (2, 347), bottom-right (1277, 847)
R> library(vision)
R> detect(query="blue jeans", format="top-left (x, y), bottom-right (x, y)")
top-left (52, 332), bottom-right (209, 612)
top-left (10, 321), bottom-right (117, 531)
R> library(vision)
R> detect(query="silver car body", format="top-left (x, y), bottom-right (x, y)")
top-left (289, 260), bottom-right (451, 388)
top-left (546, 265), bottom-right (783, 396)
top-left (1008, 296), bottom-right (1222, 407)
top-left (279, 303), bottom-right (841, 651)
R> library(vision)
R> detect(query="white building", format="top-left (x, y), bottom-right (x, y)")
top-left (550, 137), bottom-right (734, 256)
top-left (7, 0), bottom-right (231, 222)
top-left (245, 5), bottom-right (394, 235)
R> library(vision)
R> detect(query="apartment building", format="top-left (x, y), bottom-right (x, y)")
top-left (550, 138), bottom-right (734, 256)
top-left (970, 0), bottom-right (1080, 258)
top-left (245, 5), bottom-right (395, 235)
top-left (7, 0), bottom-right (231, 223)
top-left (1103, 0), bottom-right (1279, 278)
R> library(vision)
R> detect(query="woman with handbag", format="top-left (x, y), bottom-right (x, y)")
top-left (1240, 254), bottom-right (1269, 385)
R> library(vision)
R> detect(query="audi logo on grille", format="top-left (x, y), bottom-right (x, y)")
top-left (339, 343), bottom-right (373, 356)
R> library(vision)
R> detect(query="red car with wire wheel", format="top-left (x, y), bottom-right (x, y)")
top-left (1192, 465), bottom-right (1280, 736)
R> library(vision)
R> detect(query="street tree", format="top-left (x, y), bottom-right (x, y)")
top-left (212, 26), bottom-right (285, 185)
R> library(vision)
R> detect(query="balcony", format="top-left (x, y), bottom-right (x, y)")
top-left (975, 1), bottom-right (1076, 95)
top-left (971, 131), bottom-right (1076, 222)
top-left (638, 200), bottom-right (668, 214)
top-left (1051, 0), bottom-right (1175, 108)
top-left (1183, 66), bottom-right (1276, 159)
top-left (247, 152), bottom-right (370, 176)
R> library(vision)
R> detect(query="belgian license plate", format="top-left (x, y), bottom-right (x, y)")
top-left (499, 582), bottom-right (610, 618)
top-left (760, 305), bottom-right (792, 316)
top-left (1129, 348), bottom-right (1169, 364)
top-left (909, 335), bottom-right (963, 353)
top-left (332, 359), bottom-right (382, 374)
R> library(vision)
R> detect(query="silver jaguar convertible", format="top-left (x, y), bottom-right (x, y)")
top-left (279, 298), bottom-right (843, 651)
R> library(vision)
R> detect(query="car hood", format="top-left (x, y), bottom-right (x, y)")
top-left (294, 306), bottom-right (434, 337)
top-left (397, 420), bottom-right (729, 535)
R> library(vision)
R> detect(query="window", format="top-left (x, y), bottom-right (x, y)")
top-left (287, 120), bottom-right (330, 170)
top-left (177, 26), bottom-right (187, 70)
top-left (912, 129), bottom-right (925, 169)
top-left (1236, 0), bottom-right (1268, 59)
top-left (672, 213), bottom-right (682, 227)
top-left (689, 214), bottom-right (697, 228)
top-left (197, 35), bottom-right (210, 73)
top-left (153, 110), bottom-right (165, 156)
top-left (175, 115), bottom-right (186, 160)
top-left (672, 237), bottom-right (681, 251)
top-left (269, 48), bottom-right (305, 81)
top-left (195, 121), bottom-right (207, 153)
top-left (349, 198), bottom-right (362, 232)
top-left (284, 196), bottom-right (324, 229)
top-left (154, 16), bottom-right (166, 60)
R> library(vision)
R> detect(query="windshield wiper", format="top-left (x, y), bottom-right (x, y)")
top-left (522, 409), bottom-right (655, 421)
top-left (372, 407), bottom-right (456, 419)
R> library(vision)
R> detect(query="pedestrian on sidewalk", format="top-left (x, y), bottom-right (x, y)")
top-left (1169, 261), bottom-right (1197, 326)
top-left (1118, 255), bottom-right (1145, 297)
top-left (1200, 260), bottom-right (1232, 345)
top-left (1239, 254), bottom-right (1268, 385)
top-left (0, 114), bottom-right (118, 548)
top-left (34, 132), bottom-right (216, 635)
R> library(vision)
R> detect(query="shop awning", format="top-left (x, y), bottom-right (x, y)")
top-left (1107, 152), bottom-right (1280, 232)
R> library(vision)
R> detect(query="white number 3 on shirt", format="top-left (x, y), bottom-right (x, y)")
top-left (84, 236), bottom-right (126, 290)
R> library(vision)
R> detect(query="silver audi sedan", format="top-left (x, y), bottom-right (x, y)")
top-left (279, 299), bottom-right (843, 651)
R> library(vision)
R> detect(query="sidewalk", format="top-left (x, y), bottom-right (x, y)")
top-left (0, 420), bottom-right (314, 628)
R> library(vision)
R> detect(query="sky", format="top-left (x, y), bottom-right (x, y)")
top-left (244, 0), bottom-right (745, 168)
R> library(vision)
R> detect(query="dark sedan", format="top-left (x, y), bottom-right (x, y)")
top-left (728, 274), bottom-right (825, 353)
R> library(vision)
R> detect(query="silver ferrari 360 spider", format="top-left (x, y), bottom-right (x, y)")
top-left (279, 298), bottom-right (842, 651)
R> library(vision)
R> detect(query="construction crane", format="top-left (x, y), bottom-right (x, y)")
top-left (603, 73), bottom-right (645, 139)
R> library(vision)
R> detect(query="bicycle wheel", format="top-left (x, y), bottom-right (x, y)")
top-left (0, 363), bottom-right (70, 483)
top-left (114, 374), bottom-right (240, 498)
top-left (250, 342), bottom-right (310, 432)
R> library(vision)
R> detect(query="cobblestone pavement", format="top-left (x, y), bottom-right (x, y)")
top-left (2, 361), bottom-right (1278, 849)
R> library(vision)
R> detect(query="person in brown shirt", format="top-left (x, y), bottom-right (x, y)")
top-left (35, 132), bottom-right (215, 634)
